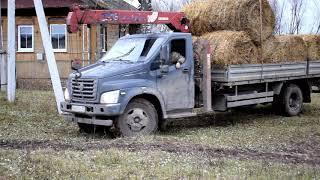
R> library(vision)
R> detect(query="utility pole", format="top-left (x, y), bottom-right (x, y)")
top-left (34, 0), bottom-right (64, 114)
top-left (0, 0), bottom-right (6, 92)
top-left (7, 0), bottom-right (15, 102)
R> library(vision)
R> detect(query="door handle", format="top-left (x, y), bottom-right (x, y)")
top-left (182, 68), bottom-right (189, 73)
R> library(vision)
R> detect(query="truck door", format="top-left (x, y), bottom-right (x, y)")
top-left (156, 38), bottom-right (194, 112)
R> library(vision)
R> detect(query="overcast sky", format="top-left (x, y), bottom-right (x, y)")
top-left (124, 0), bottom-right (320, 34)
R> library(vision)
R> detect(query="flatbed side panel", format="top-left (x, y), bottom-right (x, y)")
top-left (309, 60), bottom-right (320, 75)
top-left (262, 63), bottom-right (307, 79)
top-left (212, 62), bottom-right (308, 84)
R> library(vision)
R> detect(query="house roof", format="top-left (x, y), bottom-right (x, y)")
top-left (82, 0), bottom-right (137, 10)
top-left (0, 0), bottom-right (137, 10)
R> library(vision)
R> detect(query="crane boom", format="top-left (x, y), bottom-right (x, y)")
top-left (66, 6), bottom-right (190, 33)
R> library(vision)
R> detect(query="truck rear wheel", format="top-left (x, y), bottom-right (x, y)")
top-left (116, 99), bottom-right (158, 137)
top-left (281, 84), bottom-right (303, 117)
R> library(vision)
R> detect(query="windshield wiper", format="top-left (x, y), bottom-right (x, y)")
top-left (102, 47), bottom-right (136, 63)
top-left (111, 59), bottom-right (134, 63)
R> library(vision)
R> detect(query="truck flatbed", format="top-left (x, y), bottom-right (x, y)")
top-left (211, 60), bottom-right (320, 86)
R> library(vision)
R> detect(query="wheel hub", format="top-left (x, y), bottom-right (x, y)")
top-left (134, 117), bottom-right (141, 123)
top-left (126, 108), bottom-right (149, 132)
top-left (289, 93), bottom-right (300, 110)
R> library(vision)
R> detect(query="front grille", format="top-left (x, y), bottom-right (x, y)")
top-left (71, 78), bottom-right (97, 102)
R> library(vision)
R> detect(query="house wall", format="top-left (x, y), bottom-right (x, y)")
top-left (1, 16), bottom-right (120, 90)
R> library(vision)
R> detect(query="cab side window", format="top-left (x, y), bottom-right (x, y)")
top-left (170, 39), bottom-right (186, 65)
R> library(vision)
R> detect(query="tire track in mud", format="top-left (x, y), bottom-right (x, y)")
top-left (0, 139), bottom-right (320, 166)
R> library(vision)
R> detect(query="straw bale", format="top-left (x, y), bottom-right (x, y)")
top-left (300, 35), bottom-right (320, 61)
top-left (261, 35), bottom-right (307, 63)
top-left (197, 31), bottom-right (258, 67)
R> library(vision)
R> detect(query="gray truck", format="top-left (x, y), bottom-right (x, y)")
top-left (61, 32), bottom-right (320, 136)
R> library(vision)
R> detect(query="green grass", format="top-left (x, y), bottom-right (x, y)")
top-left (0, 90), bottom-right (320, 179)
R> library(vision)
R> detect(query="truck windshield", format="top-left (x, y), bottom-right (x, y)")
top-left (101, 37), bottom-right (158, 63)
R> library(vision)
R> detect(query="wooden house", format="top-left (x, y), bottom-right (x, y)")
top-left (0, 0), bottom-right (136, 89)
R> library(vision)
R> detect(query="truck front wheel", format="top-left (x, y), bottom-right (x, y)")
top-left (116, 99), bottom-right (158, 137)
top-left (281, 84), bottom-right (303, 117)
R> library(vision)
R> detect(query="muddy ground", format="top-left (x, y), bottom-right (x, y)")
top-left (1, 136), bottom-right (320, 166)
top-left (0, 90), bottom-right (320, 178)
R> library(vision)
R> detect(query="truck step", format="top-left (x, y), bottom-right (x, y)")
top-left (167, 112), bottom-right (197, 119)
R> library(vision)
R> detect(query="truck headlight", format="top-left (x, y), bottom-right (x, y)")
top-left (100, 90), bottom-right (120, 104)
top-left (64, 88), bottom-right (70, 101)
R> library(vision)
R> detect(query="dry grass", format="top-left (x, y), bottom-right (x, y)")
top-left (300, 35), bottom-right (320, 61)
top-left (183, 0), bottom-right (275, 44)
top-left (261, 35), bottom-right (307, 63)
top-left (0, 90), bottom-right (320, 178)
top-left (195, 31), bottom-right (258, 67)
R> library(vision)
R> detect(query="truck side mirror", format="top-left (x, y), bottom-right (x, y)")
top-left (160, 65), bottom-right (169, 74)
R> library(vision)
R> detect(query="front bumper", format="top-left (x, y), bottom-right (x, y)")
top-left (60, 101), bottom-right (121, 116)
top-left (63, 113), bottom-right (113, 126)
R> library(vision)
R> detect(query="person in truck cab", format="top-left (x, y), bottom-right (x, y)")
top-left (170, 51), bottom-right (186, 69)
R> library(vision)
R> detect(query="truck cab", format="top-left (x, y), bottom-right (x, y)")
top-left (61, 32), bottom-right (196, 136)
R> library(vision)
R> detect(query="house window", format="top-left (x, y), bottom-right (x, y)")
top-left (18, 25), bottom-right (34, 52)
top-left (50, 24), bottom-right (67, 52)
top-left (100, 26), bottom-right (107, 52)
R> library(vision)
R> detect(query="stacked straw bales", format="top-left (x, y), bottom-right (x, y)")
top-left (183, 0), bottom-right (275, 44)
top-left (183, 0), bottom-right (319, 67)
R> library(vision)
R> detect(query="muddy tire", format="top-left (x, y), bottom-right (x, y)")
top-left (116, 99), bottom-right (158, 137)
top-left (280, 84), bottom-right (303, 117)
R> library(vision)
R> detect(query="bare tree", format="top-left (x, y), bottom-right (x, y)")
top-left (269, 0), bottom-right (286, 35)
top-left (312, 0), bottom-right (320, 34)
top-left (288, 0), bottom-right (305, 34)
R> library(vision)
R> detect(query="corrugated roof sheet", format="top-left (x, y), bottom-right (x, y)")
top-left (81, 0), bottom-right (137, 10)
top-left (1, 0), bottom-right (136, 10)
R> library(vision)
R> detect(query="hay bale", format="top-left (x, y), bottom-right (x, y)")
top-left (183, 0), bottom-right (275, 44)
top-left (261, 36), bottom-right (307, 63)
top-left (197, 31), bottom-right (259, 68)
top-left (300, 35), bottom-right (320, 61)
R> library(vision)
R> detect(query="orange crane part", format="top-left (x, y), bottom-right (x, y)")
top-left (66, 6), bottom-right (190, 33)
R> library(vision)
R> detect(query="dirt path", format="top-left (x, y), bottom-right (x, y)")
top-left (0, 139), bottom-right (319, 166)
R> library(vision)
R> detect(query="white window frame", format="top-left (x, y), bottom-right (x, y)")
top-left (17, 25), bottom-right (34, 52)
top-left (50, 24), bottom-right (67, 53)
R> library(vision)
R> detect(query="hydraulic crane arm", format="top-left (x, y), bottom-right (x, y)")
top-left (67, 6), bottom-right (190, 33)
